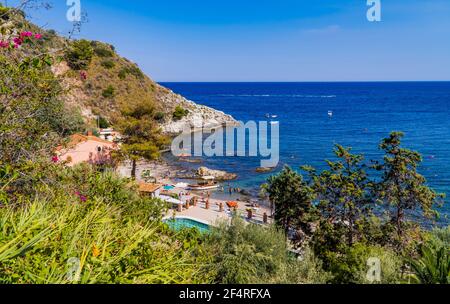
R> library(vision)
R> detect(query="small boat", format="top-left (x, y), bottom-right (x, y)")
top-left (328, 110), bottom-right (333, 117)
top-left (271, 115), bottom-right (278, 118)
top-left (188, 176), bottom-right (220, 191)
top-left (175, 182), bottom-right (189, 189)
top-left (270, 121), bottom-right (279, 125)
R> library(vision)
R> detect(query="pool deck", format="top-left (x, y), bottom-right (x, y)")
top-left (177, 206), bottom-right (230, 226)
top-left (162, 188), bottom-right (272, 226)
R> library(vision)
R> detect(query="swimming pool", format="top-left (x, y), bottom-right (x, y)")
top-left (163, 185), bottom-right (175, 190)
top-left (164, 217), bottom-right (210, 233)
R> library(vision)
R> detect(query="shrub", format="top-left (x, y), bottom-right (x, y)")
top-left (0, 5), bottom-right (10, 20)
top-left (326, 243), bottom-right (403, 284)
top-left (102, 85), bottom-right (115, 98)
top-left (127, 65), bottom-right (144, 78)
top-left (172, 105), bottom-right (189, 121)
top-left (154, 112), bottom-right (165, 121)
top-left (100, 60), bottom-right (115, 69)
top-left (118, 66), bottom-right (144, 80)
top-left (118, 69), bottom-right (127, 80)
top-left (55, 106), bottom-right (86, 136)
top-left (409, 241), bottom-right (450, 284)
top-left (93, 43), bottom-right (114, 57)
top-left (429, 226), bottom-right (450, 248)
top-left (205, 217), bottom-right (329, 284)
top-left (0, 166), bottom-right (211, 284)
top-left (98, 116), bottom-right (109, 129)
top-left (65, 40), bottom-right (94, 70)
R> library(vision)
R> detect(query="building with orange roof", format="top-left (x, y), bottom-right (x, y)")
top-left (138, 183), bottom-right (163, 198)
top-left (56, 132), bottom-right (118, 167)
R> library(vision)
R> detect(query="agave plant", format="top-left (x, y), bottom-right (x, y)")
top-left (409, 243), bottom-right (450, 284)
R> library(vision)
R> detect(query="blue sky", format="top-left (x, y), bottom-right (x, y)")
top-left (13, 0), bottom-right (450, 81)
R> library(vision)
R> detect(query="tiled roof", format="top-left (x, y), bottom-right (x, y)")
top-left (139, 183), bottom-right (163, 193)
top-left (56, 134), bottom-right (116, 151)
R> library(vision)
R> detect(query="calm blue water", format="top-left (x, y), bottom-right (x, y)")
top-left (161, 82), bottom-right (450, 224)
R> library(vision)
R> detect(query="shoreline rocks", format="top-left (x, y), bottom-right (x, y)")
top-left (255, 167), bottom-right (275, 173)
top-left (157, 87), bottom-right (238, 134)
top-left (197, 166), bottom-right (237, 181)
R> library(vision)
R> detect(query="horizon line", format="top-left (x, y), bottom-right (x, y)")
top-left (158, 80), bottom-right (450, 83)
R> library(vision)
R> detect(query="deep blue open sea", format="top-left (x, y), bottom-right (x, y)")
top-left (161, 82), bottom-right (450, 224)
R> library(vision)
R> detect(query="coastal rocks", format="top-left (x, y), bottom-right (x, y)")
top-left (197, 166), bottom-right (237, 181)
top-left (178, 157), bottom-right (203, 164)
top-left (157, 87), bottom-right (238, 134)
top-left (255, 167), bottom-right (275, 173)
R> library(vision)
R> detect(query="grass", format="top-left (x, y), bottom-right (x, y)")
top-left (0, 167), bottom-right (213, 284)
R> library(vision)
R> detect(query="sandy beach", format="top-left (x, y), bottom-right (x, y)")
top-left (118, 158), bottom-right (272, 226)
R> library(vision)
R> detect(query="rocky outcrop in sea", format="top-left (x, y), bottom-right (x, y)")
top-left (157, 86), bottom-right (237, 134)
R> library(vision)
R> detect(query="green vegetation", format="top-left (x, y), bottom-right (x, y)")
top-left (92, 41), bottom-right (114, 58)
top-left (0, 165), bottom-right (211, 284)
top-left (154, 111), bottom-right (166, 121)
top-left (205, 217), bottom-right (330, 284)
top-left (263, 134), bottom-right (447, 283)
top-left (116, 101), bottom-right (169, 179)
top-left (65, 40), bottom-right (94, 70)
top-left (1, 8), bottom-right (448, 285)
top-left (118, 69), bottom-right (127, 80)
top-left (408, 227), bottom-right (450, 284)
top-left (265, 166), bottom-right (317, 242)
top-left (118, 65), bottom-right (145, 80)
top-left (1, 38), bottom-right (84, 204)
top-left (173, 105), bottom-right (189, 121)
top-left (98, 116), bottom-right (110, 129)
top-left (102, 85), bottom-right (115, 98)
top-left (0, 4), bottom-right (11, 20)
top-left (374, 132), bottom-right (443, 247)
top-left (100, 59), bottom-right (115, 69)
top-left (409, 241), bottom-right (449, 284)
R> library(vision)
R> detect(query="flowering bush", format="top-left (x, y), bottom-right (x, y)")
top-left (80, 71), bottom-right (88, 80)
top-left (0, 31), bottom-right (42, 49)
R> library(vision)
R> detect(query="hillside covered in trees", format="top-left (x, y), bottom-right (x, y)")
top-left (1, 5), bottom-right (234, 134)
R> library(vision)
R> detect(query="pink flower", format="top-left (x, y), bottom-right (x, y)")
top-left (52, 155), bottom-right (59, 163)
top-left (74, 191), bottom-right (88, 202)
top-left (20, 31), bottom-right (33, 38)
top-left (34, 33), bottom-right (43, 39)
top-left (80, 71), bottom-right (87, 80)
top-left (13, 37), bottom-right (23, 45)
top-left (0, 41), bottom-right (8, 48)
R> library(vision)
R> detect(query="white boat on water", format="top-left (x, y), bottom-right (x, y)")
top-left (187, 176), bottom-right (220, 191)
top-left (266, 113), bottom-right (278, 119)
top-left (175, 182), bottom-right (189, 189)
top-left (328, 110), bottom-right (333, 117)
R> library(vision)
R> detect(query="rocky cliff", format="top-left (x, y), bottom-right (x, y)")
top-left (157, 86), bottom-right (237, 134)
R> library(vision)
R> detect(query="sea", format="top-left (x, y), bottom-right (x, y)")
top-left (161, 82), bottom-right (450, 225)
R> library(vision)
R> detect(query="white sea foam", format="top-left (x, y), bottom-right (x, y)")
top-left (216, 94), bottom-right (336, 98)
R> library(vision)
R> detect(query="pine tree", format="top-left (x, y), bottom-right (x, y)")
top-left (117, 101), bottom-right (169, 179)
top-left (374, 132), bottom-right (443, 244)
top-left (265, 166), bottom-right (317, 242)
